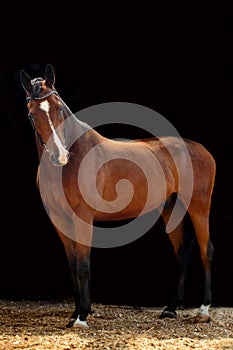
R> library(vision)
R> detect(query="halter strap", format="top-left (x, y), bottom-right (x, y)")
top-left (26, 90), bottom-right (58, 101)
top-left (28, 112), bottom-right (47, 148)
top-left (26, 90), bottom-right (59, 148)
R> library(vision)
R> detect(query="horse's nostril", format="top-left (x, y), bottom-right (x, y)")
top-left (51, 154), bottom-right (57, 161)
top-left (51, 154), bottom-right (59, 164)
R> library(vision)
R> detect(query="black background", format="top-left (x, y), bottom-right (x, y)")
top-left (0, 13), bottom-right (232, 308)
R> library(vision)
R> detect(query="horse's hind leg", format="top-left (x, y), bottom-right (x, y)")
top-left (187, 209), bottom-right (214, 322)
top-left (159, 197), bottom-right (196, 319)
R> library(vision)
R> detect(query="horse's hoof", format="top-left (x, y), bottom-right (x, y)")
top-left (194, 313), bottom-right (211, 323)
top-left (159, 310), bottom-right (177, 319)
top-left (66, 318), bottom-right (76, 328)
top-left (73, 316), bottom-right (89, 328)
top-left (177, 305), bottom-right (185, 310)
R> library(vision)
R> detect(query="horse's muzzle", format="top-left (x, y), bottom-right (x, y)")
top-left (50, 150), bottom-right (70, 166)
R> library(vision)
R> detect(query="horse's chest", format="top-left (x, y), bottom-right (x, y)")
top-left (37, 167), bottom-right (67, 212)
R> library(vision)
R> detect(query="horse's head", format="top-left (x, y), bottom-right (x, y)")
top-left (20, 64), bottom-right (69, 166)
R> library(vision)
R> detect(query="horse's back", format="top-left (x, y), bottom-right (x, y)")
top-left (138, 136), bottom-right (216, 177)
top-left (138, 136), bottom-right (216, 201)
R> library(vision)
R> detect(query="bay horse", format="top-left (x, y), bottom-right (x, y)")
top-left (20, 63), bottom-right (216, 328)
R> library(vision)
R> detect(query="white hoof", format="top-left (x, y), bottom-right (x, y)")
top-left (73, 316), bottom-right (88, 328)
top-left (198, 304), bottom-right (210, 317)
top-left (194, 304), bottom-right (211, 323)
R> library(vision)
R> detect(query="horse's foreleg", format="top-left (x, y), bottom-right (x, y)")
top-left (56, 225), bottom-right (92, 328)
top-left (73, 243), bottom-right (91, 328)
top-left (55, 232), bottom-right (81, 327)
top-left (69, 215), bottom-right (93, 328)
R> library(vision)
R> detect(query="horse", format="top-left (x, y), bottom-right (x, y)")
top-left (20, 63), bottom-right (216, 328)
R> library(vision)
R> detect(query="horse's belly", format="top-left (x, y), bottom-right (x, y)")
top-left (94, 189), bottom-right (166, 221)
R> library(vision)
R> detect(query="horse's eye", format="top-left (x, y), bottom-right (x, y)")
top-left (59, 106), bottom-right (64, 118)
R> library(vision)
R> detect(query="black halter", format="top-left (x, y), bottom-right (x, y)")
top-left (27, 89), bottom-right (59, 148)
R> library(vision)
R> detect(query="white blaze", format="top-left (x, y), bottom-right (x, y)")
top-left (39, 99), bottom-right (68, 165)
top-left (40, 100), bottom-right (50, 113)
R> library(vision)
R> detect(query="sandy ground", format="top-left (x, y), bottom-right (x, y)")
top-left (0, 298), bottom-right (233, 349)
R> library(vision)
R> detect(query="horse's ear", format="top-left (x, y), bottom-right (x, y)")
top-left (20, 70), bottom-right (33, 94)
top-left (44, 63), bottom-right (55, 88)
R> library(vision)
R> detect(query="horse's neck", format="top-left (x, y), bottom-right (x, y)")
top-left (35, 134), bottom-right (44, 161)
top-left (67, 113), bottom-right (106, 148)
top-left (35, 114), bottom-right (106, 162)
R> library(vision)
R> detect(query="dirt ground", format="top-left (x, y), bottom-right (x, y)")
top-left (0, 298), bottom-right (233, 350)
